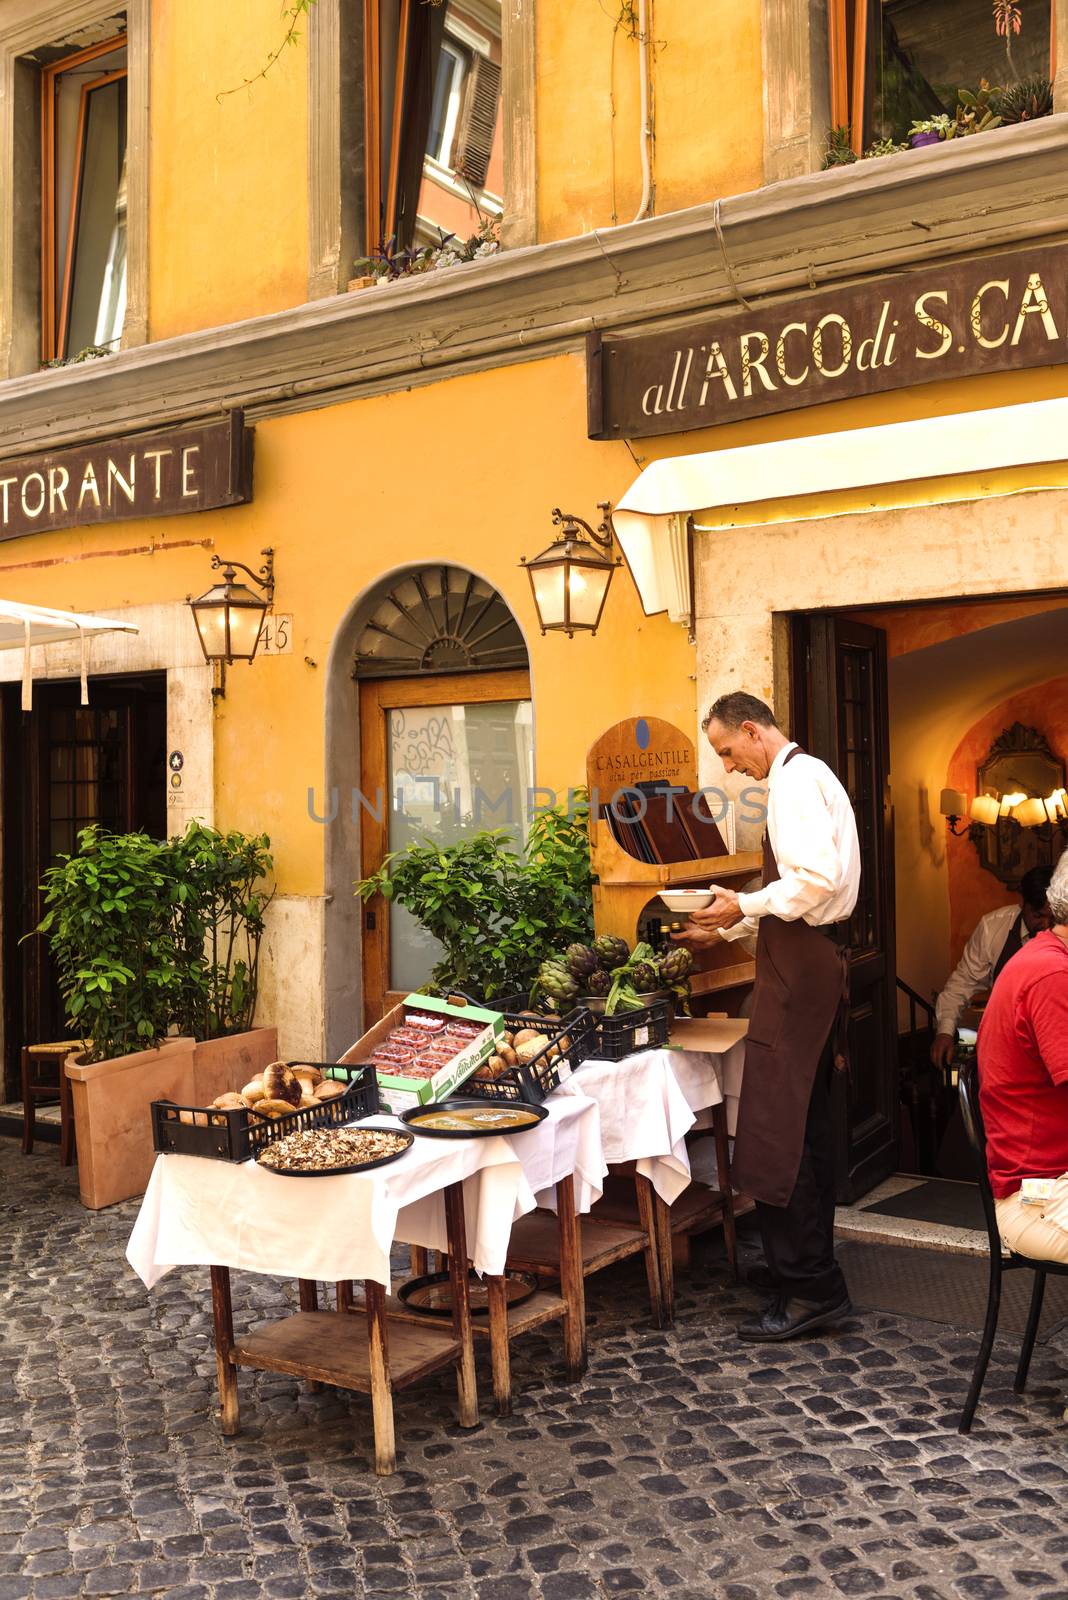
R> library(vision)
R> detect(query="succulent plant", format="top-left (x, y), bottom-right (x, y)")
top-left (994, 75), bottom-right (1053, 123)
top-left (592, 934), bottom-right (630, 972)
top-left (564, 943), bottom-right (599, 981)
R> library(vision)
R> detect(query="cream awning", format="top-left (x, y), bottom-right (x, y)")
top-left (0, 601), bottom-right (138, 708)
top-left (612, 394), bottom-right (1068, 620)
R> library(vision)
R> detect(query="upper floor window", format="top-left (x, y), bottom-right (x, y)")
top-left (40, 32), bottom-right (128, 362)
top-left (831, 1), bottom-right (1053, 154)
top-left (362, 0), bottom-right (502, 254)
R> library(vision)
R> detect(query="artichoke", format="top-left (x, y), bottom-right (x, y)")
top-left (628, 961), bottom-right (660, 993)
top-left (565, 943), bottom-right (599, 981)
top-left (660, 946), bottom-right (695, 984)
top-left (593, 934), bottom-right (630, 972)
top-left (583, 968), bottom-right (612, 997)
top-left (530, 959), bottom-right (579, 1011)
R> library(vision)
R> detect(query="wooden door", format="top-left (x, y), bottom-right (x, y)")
top-left (358, 668), bottom-right (532, 1023)
top-left (792, 615), bottom-right (898, 1202)
top-left (2, 674), bottom-right (166, 1097)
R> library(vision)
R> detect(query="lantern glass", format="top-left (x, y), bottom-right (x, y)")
top-left (189, 578), bottom-right (268, 664)
top-left (566, 556), bottom-right (613, 629)
top-left (529, 562), bottom-right (567, 629)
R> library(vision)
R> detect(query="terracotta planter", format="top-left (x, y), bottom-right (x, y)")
top-left (66, 1038), bottom-right (196, 1210)
top-left (192, 1026), bottom-right (279, 1104)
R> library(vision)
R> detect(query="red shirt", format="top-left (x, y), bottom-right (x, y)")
top-left (978, 930), bottom-right (1068, 1199)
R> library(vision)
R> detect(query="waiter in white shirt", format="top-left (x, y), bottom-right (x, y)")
top-left (673, 692), bottom-right (861, 1343)
top-left (931, 863), bottom-right (1055, 1069)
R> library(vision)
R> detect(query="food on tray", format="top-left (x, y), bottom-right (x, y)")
top-left (409, 1104), bottom-right (541, 1133)
top-left (293, 1064), bottom-right (323, 1088)
top-left (404, 1012), bottom-right (446, 1032)
top-left (263, 1060), bottom-right (302, 1107)
top-left (532, 938), bottom-right (694, 1017)
top-left (213, 1091), bottom-right (246, 1111)
top-left (253, 1097), bottom-right (304, 1118)
top-left (314, 1079), bottom-right (346, 1101)
top-left (241, 1078), bottom-right (266, 1103)
top-left (258, 1126), bottom-right (410, 1173)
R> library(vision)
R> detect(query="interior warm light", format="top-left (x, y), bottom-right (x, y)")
top-left (1000, 791), bottom-right (1027, 816)
top-left (970, 794), bottom-right (1000, 826)
top-left (1013, 797), bottom-right (1048, 827)
top-left (939, 788), bottom-right (967, 818)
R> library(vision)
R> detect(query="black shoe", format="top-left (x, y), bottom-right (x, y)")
top-left (737, 1294), bottom-right (853, 1343)
top-left (745, 1264), bottom-right (778, 1294)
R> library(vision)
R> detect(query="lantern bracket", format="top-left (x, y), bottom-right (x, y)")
top-left (550, 505), bottom-right (616, 550)
top-left (209, 547), bottom-right (275, 604)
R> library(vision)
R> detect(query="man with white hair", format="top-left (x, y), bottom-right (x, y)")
top-left (979, 850), bottom-right (1068, 1261)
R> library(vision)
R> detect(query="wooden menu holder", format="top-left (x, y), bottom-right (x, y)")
top-left (586, 717), bottom-right (762, 1002)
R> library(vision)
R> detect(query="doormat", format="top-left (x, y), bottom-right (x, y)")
top-left (861, 1178), bottom-right (986, 1232)
top-left (836, 1240), bottom-right (1068, 1339)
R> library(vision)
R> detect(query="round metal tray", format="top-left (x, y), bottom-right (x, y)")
top-left (256, 1127), bottom-right (414, 1175)
top-left (400, 1099), bottom-right (548, 1139)
top-left (397, 1269), bottom-right (539, 1317)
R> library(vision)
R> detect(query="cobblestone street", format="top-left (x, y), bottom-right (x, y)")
top-left (5, 1142), bottom-right (1068, 1600)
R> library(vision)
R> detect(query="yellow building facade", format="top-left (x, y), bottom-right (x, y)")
top-left (2, 0), bottom-right (1068, 1193)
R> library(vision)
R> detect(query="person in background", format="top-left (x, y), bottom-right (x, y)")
top-left (978, 851), bottom-right (1068, 1262)
top-left (674, 692), bottom-right (860, 1343)
top-left (931, 863), bottom-right (1056, 1070)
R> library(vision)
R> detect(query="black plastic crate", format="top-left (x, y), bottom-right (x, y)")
top-left (151, 1062), bottom-right (379, 1162)
top-left (462, 1008), bottom-right (597, 1105)
top-left (590, 999), bottom-right (671, 1062)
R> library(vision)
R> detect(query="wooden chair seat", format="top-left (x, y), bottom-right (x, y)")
top-left (21, 1040), bottom-right (82, 1166)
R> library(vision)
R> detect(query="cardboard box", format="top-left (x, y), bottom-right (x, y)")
top-left (338, 994), bottom-right (504, 1114)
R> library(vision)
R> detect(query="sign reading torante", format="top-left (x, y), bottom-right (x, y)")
top-left (0, 411), bottom-right (253, 540)
top-left (587, 245), bottom-right (1068, 440)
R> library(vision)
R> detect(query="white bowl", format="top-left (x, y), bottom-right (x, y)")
top-left (658, 889), bottom-right (714, 913)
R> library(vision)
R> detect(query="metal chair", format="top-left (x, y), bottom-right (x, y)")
top-left (957, 1057), bottom-right (1068, 1432)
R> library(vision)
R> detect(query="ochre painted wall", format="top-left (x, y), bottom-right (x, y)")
top-left (536, 0), bottom-right (764, 240)
top-left (946, 676), bottom-right (1068, 964)
top-left (0, 352), bottom-right (693, 898)
top-left (149, 0), bottom-right (309, 340)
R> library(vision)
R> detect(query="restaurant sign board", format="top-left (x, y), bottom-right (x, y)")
top-left (587, 245), bottom-right (1068, 440)
top-left (0, 411), bottom-right (252, 540)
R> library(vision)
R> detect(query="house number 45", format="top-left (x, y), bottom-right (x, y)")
top-left (260, 614), bottom-right (293, 655)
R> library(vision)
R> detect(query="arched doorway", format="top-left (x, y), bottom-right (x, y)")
top-left (325, 565), bottom-right (531, 1046)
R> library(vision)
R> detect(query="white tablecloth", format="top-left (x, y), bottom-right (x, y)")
top-left (126, 1095), bottom-right (604, 1291)
top-left (571, 1043), bottom-right (745, 1205)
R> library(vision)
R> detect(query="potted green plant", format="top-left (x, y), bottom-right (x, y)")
top-left (908, 113), bottom-right (951, 147)
top-left (35, 822), bottom-right (277, 1208)
top-left (356, 801), bottom-right (594, 1005)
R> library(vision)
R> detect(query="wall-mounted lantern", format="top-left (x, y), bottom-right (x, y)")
top-left (189, 548), bottom-right (275, 698)
top-left (520, 506), bottom-right (622, 638)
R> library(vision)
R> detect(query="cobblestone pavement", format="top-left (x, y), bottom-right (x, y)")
top-left (5, 1142), bottom-right (1068, 1600)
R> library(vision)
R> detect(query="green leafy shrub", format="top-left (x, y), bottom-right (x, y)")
top-left (168, 823), bottom-right (274, 1040)
top-left (356, 799), bottom-right (594, 1001)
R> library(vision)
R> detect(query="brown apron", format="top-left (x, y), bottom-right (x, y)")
top-left (731, 747), bottom-right (851, 1208)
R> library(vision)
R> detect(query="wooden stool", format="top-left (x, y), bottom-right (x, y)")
top-left (21, 1041), bottom-right (81, 1165)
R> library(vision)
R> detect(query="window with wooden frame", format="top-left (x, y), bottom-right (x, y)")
top-left (830, 1), bottom-right (1054, 155)
top-left (41, 32), bottom-right (128, 363)
top-left (362, 0), bottom-right (502, 253)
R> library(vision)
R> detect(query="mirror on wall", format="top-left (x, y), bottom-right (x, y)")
top-left (974, 722), bottom-right (1068, 885)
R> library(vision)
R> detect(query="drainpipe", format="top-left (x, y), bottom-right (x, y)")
top-left (630, 0), bottom-right (653, 223)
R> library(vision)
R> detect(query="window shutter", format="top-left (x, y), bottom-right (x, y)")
top-left (454, 55), bottom-right (501, 188)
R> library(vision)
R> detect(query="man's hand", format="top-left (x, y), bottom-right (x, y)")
top-left (669, 886), bottom-right (744, 947)
top-left (931, 1032), bottom-right (956, 1070)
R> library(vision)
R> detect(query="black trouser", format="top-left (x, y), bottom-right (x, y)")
top-left (754, 1040), bottom-right (848, 1306)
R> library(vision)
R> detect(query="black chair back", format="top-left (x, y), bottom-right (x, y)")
top-left (958, 1057), bottom-right (1004, 1259)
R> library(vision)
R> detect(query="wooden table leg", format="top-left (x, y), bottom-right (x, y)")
top-left (485, 1275), bottom-right (513, 1417)
top-left (635, 1174), bottom-right (666, 1329)
top-left (335, 1280), bottom-right (354, 1312)
top-left (364, 1279), bottom-right (396, 1476)
top-left (298, 1280), bottom-right (322, 1389)
top-left (210, 1266), bottom-right (240, 1436)
top-left (712, 1101), bottom-right (738, 1278)
top-left (443, 1182), bottom-right (479, 1429)
top-left (556, 1175), bottom-right (587, 1379)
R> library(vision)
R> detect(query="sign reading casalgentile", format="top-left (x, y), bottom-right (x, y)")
top-left (587, 246), bottom-right (1068, 440)
top-left (0, 411), bottom-right (253, 540)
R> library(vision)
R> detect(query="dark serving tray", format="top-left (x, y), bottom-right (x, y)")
top-left (400, 1099), bottom-right (548, 1139)
top-left (255, 1127), bottom-right (414, 1176)
top-left (397, 1269), bottom-right (538, 1317)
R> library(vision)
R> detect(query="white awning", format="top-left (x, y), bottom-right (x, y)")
top-left (612, 394), bottom-right (1068, 620)
top-left (0, 601), bottom-right (138, 709)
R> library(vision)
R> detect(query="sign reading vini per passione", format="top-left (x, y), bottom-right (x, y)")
top-left (587, 245), bottom-right (1068, 440)
top-left (0, 411), bottom-right (253, 540)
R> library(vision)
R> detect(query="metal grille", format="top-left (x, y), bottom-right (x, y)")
top-left (840, 644), bottom-right (879, 953)
top-left (353, 566), bottom-right (528, 679)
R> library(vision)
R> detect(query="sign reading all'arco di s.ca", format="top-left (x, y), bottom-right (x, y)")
top-left (0, 411), bottom-right (253, 540)
top-left (586, 246), bottom-right (1068, 440)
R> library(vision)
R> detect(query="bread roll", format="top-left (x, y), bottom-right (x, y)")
top-left (242, 1078), bottom-right (266, 1103)
top-left (314, 1080), bottom-right (345, 1101)
top-left (255, 1097), bottom-right (300, 1118)
top-left (263, 1061), bottom-right (301, 1107)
